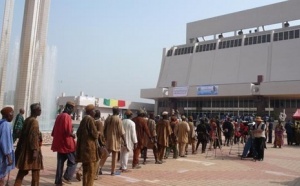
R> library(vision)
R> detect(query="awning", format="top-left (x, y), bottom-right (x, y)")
top-left (293, 109), bottom-right (300, 119)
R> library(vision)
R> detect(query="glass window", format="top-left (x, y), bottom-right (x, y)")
top-left (210, 43), bottom-right (214, 50)
top-left (206, 44), bottom-right (210, 51)
top-left (230, 40), bottom-right (234, 48)
top-left (258, 35), bottom-right (262, 43)
top-left (203, 45), bottom-right (206, 51)
top-left (278, 32), bottom-right (283, 40)
top-left (190, 46), bottom-right (194, 53)
top-left (238, 39), bottom-right (242, 46)
top-left (262, 35), bottom-right (267, 43)
top-left (226, 40), bottom-right (230, 48)
top-left (253, 36), bottom-right (257, 44)
top-left (213, 43), bottom-right (216, 50)
top-left (295, 30), bottom-right (300, 38)
top-left (297, 99), bottom-right (300, 107)
top-left (219, 42), bottom-right (222, 49)
top-left (234, 39), bottom-right (238, 47)
top-left (222, 41), bottom-right (226, 48)
top-left (181, 48), bottom-right (185, 55)
top-left (289, 30), bottom-right (294, 39)
top-left (199, 45), bottom-right (203, 52)
top-left (195, 45), bottom-right (199, 52)
top-left (184, 47), bottom-right (188, 54)
top-left (267, 34), bottom-right (271, 42)
top-left (273, 33), bottom-right (278, 41)
top-left (174, 49), bottom-right (178, 55)
top-left (249, 37), bottom-right (253, 45)
top-left (291, 99), bottom-right (296, 108)
top-left (284, 31), bottom-right (289, 40)
top-left (244, 38), bottom-right (248, 46)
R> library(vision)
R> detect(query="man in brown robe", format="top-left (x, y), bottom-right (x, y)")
top-left (156, 111), bottom-right (172, 163)
top-left (176, 115), bottom-right (190, 157)
top-left (131, 109), bottom-right (151, 168)
top-left (104, 106), bottom-right (127, 175)
top-left (76, 104), bottom-right (99, 186)
top-left (14, 103), bottom-right (43, 186)
top-left (186, 116), bottom-right (196, 155)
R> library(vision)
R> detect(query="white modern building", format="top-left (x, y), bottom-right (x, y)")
top-left (57, 92), bottom-right (154, 121)
top-left (141, 0), bottom-right (300, 120)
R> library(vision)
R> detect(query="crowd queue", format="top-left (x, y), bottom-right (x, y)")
top-left (1, 102), bottom-right (300, 186)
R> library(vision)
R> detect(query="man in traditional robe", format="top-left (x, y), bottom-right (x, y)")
top-left (132, 109), bottom-right (151, 168)
top-left (51, 101), bottom-right (77, 185)
top-left (104, 106), bottom-right (127, 175)
top-left (156, 111), bottom-right (172, 162)
top-left (94, 110), bottom-right (109, 178)
top-left (0, 107), bottom-right (15, 185)
top-left (120, 110), bottom-right (137, 172)
top-left (12, 108), bottom-right (25, 143)
top-left (186, 116), bottom-right (196, 154)
top-left (76, 104), bottom-right (99, 186)
top-left (14, 103), bottom-right (43, 186)
top-left (176, 115), bottom-right (190, 157)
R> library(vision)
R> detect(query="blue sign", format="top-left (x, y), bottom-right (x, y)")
top-left (197, 85), bottom-right (218, 95)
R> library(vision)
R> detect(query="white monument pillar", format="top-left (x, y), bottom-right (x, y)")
top-left (0, 0), bottom-right (15, 109)
top-left (14, 0), bottom-right (51, 116)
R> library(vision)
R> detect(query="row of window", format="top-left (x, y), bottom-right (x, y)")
top-left (274, 29), bottom-right (300, 41)
top-left (167, 30), bottom-right (300, 57)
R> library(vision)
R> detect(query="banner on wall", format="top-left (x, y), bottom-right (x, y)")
top-left (197, 85), bottom-right (218, 95)
top-left (173, 86), bottom-right (188, 97)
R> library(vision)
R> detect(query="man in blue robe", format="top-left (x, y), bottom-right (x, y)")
top-left (0, 107), bottom-right (15, 185)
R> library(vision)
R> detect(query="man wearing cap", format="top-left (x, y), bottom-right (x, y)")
top-left (252, 116), bottom-right (266, 161)
top-left (0, 107), bottom-right (15, 185)
top-left (104, 106), bottom-right (127, 175)
top-left (131, 109), bottom-right (152, 168)
top-left (120, 110), bottom-right (137, 172)
top-left (156, 111), bottom-right (172, 162)
top-left (51, 101), bottom-right (77, 185)
top-left (186, 116), bottom-right (196, 154)
top-left (14, 103), bottom-right (43, 186)
top-left (176, 115), bottom-right (190, 157)
top-left (76, 104), bottom-right (99, 186)
top-left (12, 108), bottom-right (25, 143)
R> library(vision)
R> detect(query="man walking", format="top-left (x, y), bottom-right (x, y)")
top-left (104, 106), bottom-right (127, 175)
top-left (12, 108), bottom-right (25, 143)
top-left (176, 115), bottom-right (190, 157)
top-left (156, 111), bottom-right (172, 162)
top-left (51, 101), bottom-right (77, 185)
top-left (120, 110), bottom-right (137, 172)
top-left (14, 103), bottom-right (43, 186)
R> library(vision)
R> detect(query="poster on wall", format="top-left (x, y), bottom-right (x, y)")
top-left (197, 85), bottom-right (218, 95)
top-left (173, 86), bottom-right (188, 97)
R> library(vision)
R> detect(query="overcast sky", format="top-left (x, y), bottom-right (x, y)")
top-left (0, 0), bottom-right (286, 103)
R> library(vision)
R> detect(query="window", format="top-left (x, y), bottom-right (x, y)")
top-left (262, 35), bottom-right (267, 43)
top-left (273, 33), bottom-right (278, 41)
top-left (267, 34), bottom-right (271, 42)
top-left (258, 35), bottom-right (262, 43)
top-left (206, 44), bottom-right (210, 51)
top-left (253, 36), bottom-right (257, 44)
top-left (203, 45), bottom-right (206, 51)
top-left (295, 30), bottom-right (300, 38)
top-left (244, 38), bottom-right (249, 46)
top-left (234, 39), bottom-right (238, 47)
top-left (167, 49), bottom-right (173, 56)
top-left (174, 49), bottom-right (178, 55)
top-left (213, 43), bottom-right (216, 50)
top-left (219, 42), bottom-right (223, 49)
top-left (289, 30), bottom-right (294, 39)
top-left (284, 31), bottom-right (289, 40)
top-left (249, 37), bottom-right (253, 45)
top-left (195, 45), bottom-right (199, 52)
top-left (226, 40), bottom-right (230, 48)
top-left (230, 40), bottom-right (234, 48)
top-left (210, 43), bottom-right (214, 50)
top-left (199, 45), bottom-right (203, 52)
top-left (278, 32), bottom-right (283, 40)
top-left (222, 41), bottom-right (226, 48)
top-left (184, 47), bottom-right (188, 54)
top-left (238, 39), bottom-right (242, 46)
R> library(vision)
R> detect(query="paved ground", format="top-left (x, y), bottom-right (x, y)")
top-left (6, 140), bottom-right (300, 186)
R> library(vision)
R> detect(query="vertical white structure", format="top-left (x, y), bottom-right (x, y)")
top-left (14, 0), bottom-right (51, 115)
top-left (0, 0), bottom-right (15, 109)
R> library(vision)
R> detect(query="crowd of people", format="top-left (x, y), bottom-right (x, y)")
top-left (1, 102), bottom-right (300, 185)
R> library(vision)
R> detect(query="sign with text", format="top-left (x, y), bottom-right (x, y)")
top-left (173, 86), bottom-right (188, 97)
top-left (197, 85), bottom-right (218, 95)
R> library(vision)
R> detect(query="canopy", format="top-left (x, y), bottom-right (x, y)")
top-left (292, 109), bottom-right (300, 119)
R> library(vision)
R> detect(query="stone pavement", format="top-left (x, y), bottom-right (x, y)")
top-left (6, 141), bottom-right (300, 186)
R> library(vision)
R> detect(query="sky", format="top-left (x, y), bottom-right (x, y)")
top-left (0, 0), bottom-right (286, 103)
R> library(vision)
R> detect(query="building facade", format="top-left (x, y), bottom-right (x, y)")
top-left (141, 0), bottom-right (300, 120)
